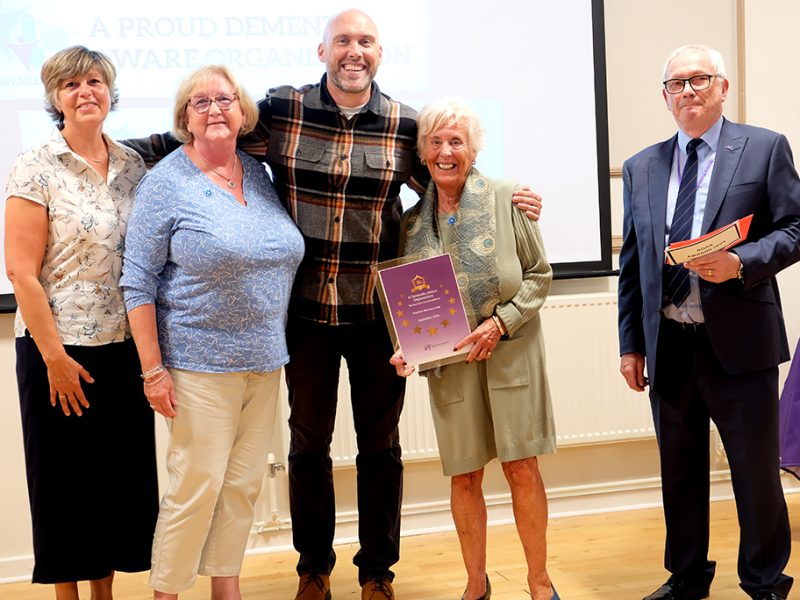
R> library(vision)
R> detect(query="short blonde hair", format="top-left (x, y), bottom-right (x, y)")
top-left (172, 65), bottom-right (259, 143)
top-left (40, 46), bottom-right (118, 128)
top-left (416, 97), bottom-right (484, 162)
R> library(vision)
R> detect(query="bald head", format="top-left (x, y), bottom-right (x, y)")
top-left (323, 9), bottom-right (379, 45)
top-left (318, 9), bottom-right (382, 107)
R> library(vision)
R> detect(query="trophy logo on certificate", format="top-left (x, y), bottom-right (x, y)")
top-left (374, 253), bottom-right (473, 371)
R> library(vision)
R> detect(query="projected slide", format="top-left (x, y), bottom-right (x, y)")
top-left (0, 0), bottom-right (609, 301)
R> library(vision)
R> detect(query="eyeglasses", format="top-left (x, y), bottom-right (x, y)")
top-left (662, 74), bottom-right (723, 94)
top-left (187, 94), bottom-right (238, 113)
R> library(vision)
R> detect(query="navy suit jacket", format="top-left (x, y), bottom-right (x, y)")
top-left (618, 118), bottom-right (800, 387)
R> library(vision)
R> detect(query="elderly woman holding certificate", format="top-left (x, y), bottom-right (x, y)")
top-left (390, 98), bottom-right (558, 600)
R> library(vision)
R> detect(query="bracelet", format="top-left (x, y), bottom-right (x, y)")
top-left (491, 314), bottom-right (507, 337)
top-left (143, 371), bottom-right (168, 387)
top-left (141, 364), bottom-right (166, 380)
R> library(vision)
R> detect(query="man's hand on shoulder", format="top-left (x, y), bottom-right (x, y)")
top-left (512, 186), bottom-right (542, 221)
top-left (620, 352), bottom-right (648, 392)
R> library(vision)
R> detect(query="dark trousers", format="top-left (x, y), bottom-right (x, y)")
top-left (16, 335), bottom-right (158, 583)
top-left (651, 318), bottom-right (792, 597)
top-left (284, 317), bottom-right (405, 584)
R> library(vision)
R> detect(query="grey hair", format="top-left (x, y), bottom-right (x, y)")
top-left (662, 44), bottom-right (728, 81)
top-left (415, 97), bottom-right (484, 162)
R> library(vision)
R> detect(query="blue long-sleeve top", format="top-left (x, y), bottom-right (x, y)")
top-left (121, 147), bottom-right (304, 373)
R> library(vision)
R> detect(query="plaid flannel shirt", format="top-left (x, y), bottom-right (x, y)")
top-left (241, 75), bottom-right (428, 324)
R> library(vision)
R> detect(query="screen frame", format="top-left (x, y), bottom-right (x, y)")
top-left (553, 0), bottom-right (612, 280)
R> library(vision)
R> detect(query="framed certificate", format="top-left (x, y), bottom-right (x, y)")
top-left (374, 253), bottom-right (473, 371)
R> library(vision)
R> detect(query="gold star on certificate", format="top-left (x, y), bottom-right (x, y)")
top-left (444, 289), bottom-right (451, 295)
top-left (449, 297), bottom-right (456, 304)
top-left (428, 327), bottom-right (438, 336)
top-left (395, 310), bottom-right (404, 317)
top-left (449, 308), bottom-right (456, 315)
top-left (401, 320), bottom-right (409, 328)
top-left (396, 299), bottom-right (404, 306)
top-left (413, 326), bottom-right (422, 334)
top-left (441, 319), bottom-right (450, 327)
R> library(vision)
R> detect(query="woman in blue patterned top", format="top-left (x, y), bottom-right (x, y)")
top-left (120, 65), bottom-right (304, 599)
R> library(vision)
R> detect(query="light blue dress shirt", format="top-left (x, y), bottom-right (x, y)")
top-left (662, 116), bottom-right (724, 323)
top-left (121, 148), bottom-right (304, 372)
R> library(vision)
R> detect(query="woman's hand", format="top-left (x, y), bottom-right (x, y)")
top-left (390, 350), bottom-right (416, 378)
top-left (47, 354), bottom-right (94, 416)
top-left (455, 318), bottom-right (503, 363)
top-left (6, 196), bottom-right (96, 416)
top-left (127, 304), bottom-right (173, 416)
top-left (144, 370), bottom-right (178, 418)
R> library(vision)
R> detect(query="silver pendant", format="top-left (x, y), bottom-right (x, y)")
top-left (227, 181), bottom-right (236, 189)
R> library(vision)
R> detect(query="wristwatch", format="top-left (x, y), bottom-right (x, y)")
top-left (737, 261), bottom-right (745, 282)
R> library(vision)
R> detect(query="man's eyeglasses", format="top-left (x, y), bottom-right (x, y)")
top-left (663, 74), bottom-right (723, 95)
top-left (187, 94), bottom-right (238, 113)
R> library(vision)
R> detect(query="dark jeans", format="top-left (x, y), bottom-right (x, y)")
top-left (285, 317), bottom-right (405, 584)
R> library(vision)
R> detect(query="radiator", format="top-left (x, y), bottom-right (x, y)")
top-left (538, 292), bottom-right (655, 445)
top-left (328, 292), bottom-right (655, 466)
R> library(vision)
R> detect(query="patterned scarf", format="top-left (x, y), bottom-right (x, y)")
top-left (403, 167), bottom-right (502, 329)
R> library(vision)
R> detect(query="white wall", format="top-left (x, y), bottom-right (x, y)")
top-left (745, 0), bottom-right (800, 351)
top-left (0, 315), bottom-right (33, 579)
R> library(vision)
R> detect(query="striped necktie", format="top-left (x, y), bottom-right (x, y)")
top-left (663, 137), bottom-right (703, 307)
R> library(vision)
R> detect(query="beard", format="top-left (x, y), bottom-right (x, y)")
top-left (328, 63), bottom-right (377, 95)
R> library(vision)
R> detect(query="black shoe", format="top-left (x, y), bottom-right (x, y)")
top-left (752, 593), bottom-right (786, 600)
top-left (643, 575), bottom-right (710, 600)
top-left (460, 575), bottom-right (491, 600)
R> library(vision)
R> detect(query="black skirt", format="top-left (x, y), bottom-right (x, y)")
top-left (16, 334), bottom-right (159, 584)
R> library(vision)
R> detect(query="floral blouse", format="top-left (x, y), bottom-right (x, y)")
top-left (6, 129), bottom-right (146, 345)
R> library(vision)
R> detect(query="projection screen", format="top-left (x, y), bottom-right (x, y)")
top-left (0, 0), bottom-right (611, 311)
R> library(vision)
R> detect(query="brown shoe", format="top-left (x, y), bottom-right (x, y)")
top-left (295, 573), bottom-right (331, 600)
top-left (362, 578), bottom-right (395, 600)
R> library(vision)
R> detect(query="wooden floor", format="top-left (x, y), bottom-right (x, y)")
top-left (4, 494), bottom-right (800, 599)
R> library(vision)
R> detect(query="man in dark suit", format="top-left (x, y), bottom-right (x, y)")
top-left (618, 44), bottom-right (800, 600)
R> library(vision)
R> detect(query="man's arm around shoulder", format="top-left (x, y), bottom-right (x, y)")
top-left (122, 133), bottom-right (180, 167)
